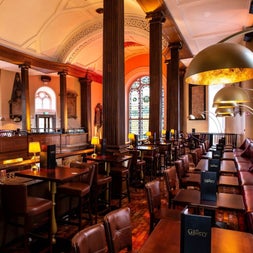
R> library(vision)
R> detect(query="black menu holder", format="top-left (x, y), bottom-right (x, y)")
top-left (208, 158), bottom-right (221, 179)
top-left (200, 171), bottom-right (217, 202)
top-left (180, 207), bottom-right (211, 253)
top-left (40, 144), bottom-right (56, 169)
top-left (212, 150), bottom-right (222, 159)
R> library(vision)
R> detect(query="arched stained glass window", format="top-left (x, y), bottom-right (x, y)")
top-left (129, 76), bottom-right (164, 140)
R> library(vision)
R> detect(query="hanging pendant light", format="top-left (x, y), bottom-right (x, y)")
top-left (185, 43), bottom-right (253, 85)
top-left (212, 86), bottom-right (250, 105)
top-left (215, 107), bottom-right (235, 117)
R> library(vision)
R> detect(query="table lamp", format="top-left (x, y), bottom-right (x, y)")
top-left (29, 141), bottom-right (41, 161)
top-left (128, 133), bottom-right (135, 149)
top-left (146, 131), bottom-right (151, 144)
top-left (91, 136), bottom-right (100, 158)
top-left (29, 141), bottom-right (41, 170)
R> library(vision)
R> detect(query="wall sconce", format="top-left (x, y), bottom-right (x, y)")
top-left (91, 136), bottom-right (100, 158)
top-left (29, 141), bottom-right (41, 170)
top-left (128, 133), bottom-right (135, 149)
top-left (41, 75), bottom-right (51, 85)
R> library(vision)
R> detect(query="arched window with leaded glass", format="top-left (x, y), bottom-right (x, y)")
top-left (129, 76), bottom-right (164, 140)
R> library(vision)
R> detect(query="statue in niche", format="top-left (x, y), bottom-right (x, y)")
top-left (94, 103), bottom-right (103, 137)
top-left (9, 73), bottom-right (22, 122)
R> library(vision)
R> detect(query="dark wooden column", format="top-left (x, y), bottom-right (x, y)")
top-left (166, 42), bottom-right (182, 135)
top-left (103, 0), bottom-right (126, 153)
top-left (58, 71), bottom-right (68, 133)
top-left (179, 68), bottom-right (186, 133)
top-left (79, 76), bottom-right (92, 141)
top-left (148, 11), bottom-right (165, 140)
top-left (19, 64), bottom-right (31, 132)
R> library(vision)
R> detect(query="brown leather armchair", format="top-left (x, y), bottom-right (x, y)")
top-left (104, 207), bottom-right (133, 253)
top-left (1, 183), bottom-right (53, 252)
top-left (71, 223), bottom-right (108, 253)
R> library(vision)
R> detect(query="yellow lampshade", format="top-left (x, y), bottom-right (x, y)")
top-left (213, 86), bottom-right (250, 105)
top-left (162, 129), bottom-right (166, 135)
top-left (170, 129), bottom-right (175, 135)
top-left (91, 136), bottom-right (100, 145)
top-left (185, 43), bottom-right (253, 85)
top-left (146, 131), bottom-right (151, 137)
top-left (29, 142), bottom-right (41, 153)
top-left (128, 133), bottom-right (135, 140)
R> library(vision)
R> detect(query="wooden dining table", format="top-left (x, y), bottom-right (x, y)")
top-left (85, 154), bottom-right (132, 175)
top-left (15, 166), bottom-right (90, 244)
top-left (138, 219), bottom-right (253, 253)
top-left (196, 159), bottom-right (237, 175)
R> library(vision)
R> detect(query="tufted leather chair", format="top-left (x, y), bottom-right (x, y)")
top-left (145, 180), bottom-right (181, 233)
top-left (1, 183), bottom-right (53, 252)
top-left (57, 162), bottom-right (95, 230)
top-left (71, 223), bottom-right (108, 253)
top-left (104, 207), bottom-right (133, 253)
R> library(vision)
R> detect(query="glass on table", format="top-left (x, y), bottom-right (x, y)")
top-left (0, 169), bottom-right (7, 183)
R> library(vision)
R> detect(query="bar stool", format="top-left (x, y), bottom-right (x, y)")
top-left (129, 149), bottom-right (146, 189)
top-left (110, 155), bottom-right (132, 208)
top-left (92, 163), bottom-right (112, 224)
top-left (57, 162), bottom-right (95, 230)
top-left (1, 183), bottom-right (53, 252)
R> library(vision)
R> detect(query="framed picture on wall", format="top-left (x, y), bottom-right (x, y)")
top-left (67, 91), bottom-right (77, 119)
top-left (189, 84), bottom-right (206, 120)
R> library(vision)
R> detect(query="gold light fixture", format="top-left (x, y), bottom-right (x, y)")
top-left (212, 86), bottom-right (250, 106)
top-left (215, 107), bottom-right (235, 117)
top-left (91, 136), bottom-right (100, 158)
top-left (185, 43), bottom-right (253, 85)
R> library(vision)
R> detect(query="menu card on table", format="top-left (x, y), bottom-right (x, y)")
top-left (200, 171), bottom-right (217, 202)
top-left (208, 158), bottom-right (220, 179)
top-left (180, 207), bottom-right (211, 253)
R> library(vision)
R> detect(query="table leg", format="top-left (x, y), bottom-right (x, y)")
top-left (49, 181), bottom-right (57, 244)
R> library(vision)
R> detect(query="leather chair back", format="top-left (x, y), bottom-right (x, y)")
top-left (164, 166), bottom-right (177, 191)
top-left (72, 223), bottom-right (108, 253)
top-left (145, 180), bottom-right (161, 214)
top-left (70, 161), bottom-right (95, 185)
top-left (2, 183), bottom-right (27, 215)
top-left (104, 207), bottom-right (132, 253)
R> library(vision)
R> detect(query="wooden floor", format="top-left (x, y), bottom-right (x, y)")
top-left (0, 182), bottom-right (155, 253)
top-left (1, 174), bottom-right (243, 253)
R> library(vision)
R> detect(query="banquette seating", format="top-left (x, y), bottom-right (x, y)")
top-left (224, 137), bottom-right (253, 232)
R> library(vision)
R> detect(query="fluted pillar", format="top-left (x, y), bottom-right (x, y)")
top-left (58, 71), bottom-right (68, 133)
top-left (148, 11), bottom-right (165, 139)
top-left (19, 64), bottom-right (31, 132)
top-left (103, 0), bottom-right (126, 152)
top-left (79, 76), bottom-right (92, 141)
top-left (166, 42), bottom-right (182, 134)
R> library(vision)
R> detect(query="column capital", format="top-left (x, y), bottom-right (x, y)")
top-left (19, 63), bottom-right (30, 70)
top-left (147, 10), bottom-right (166, 23)
top-left (169, 41), bottom-right (183, 50)
top-left (58, 71), bottom-right (68, 76)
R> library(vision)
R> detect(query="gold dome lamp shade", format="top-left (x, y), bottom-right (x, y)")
top-left (185, 43), bottom-right (253, 85)
top-left (212, 86), bottom-right (250, 106)
top-left (215, 107), bottom-right (235, 117)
